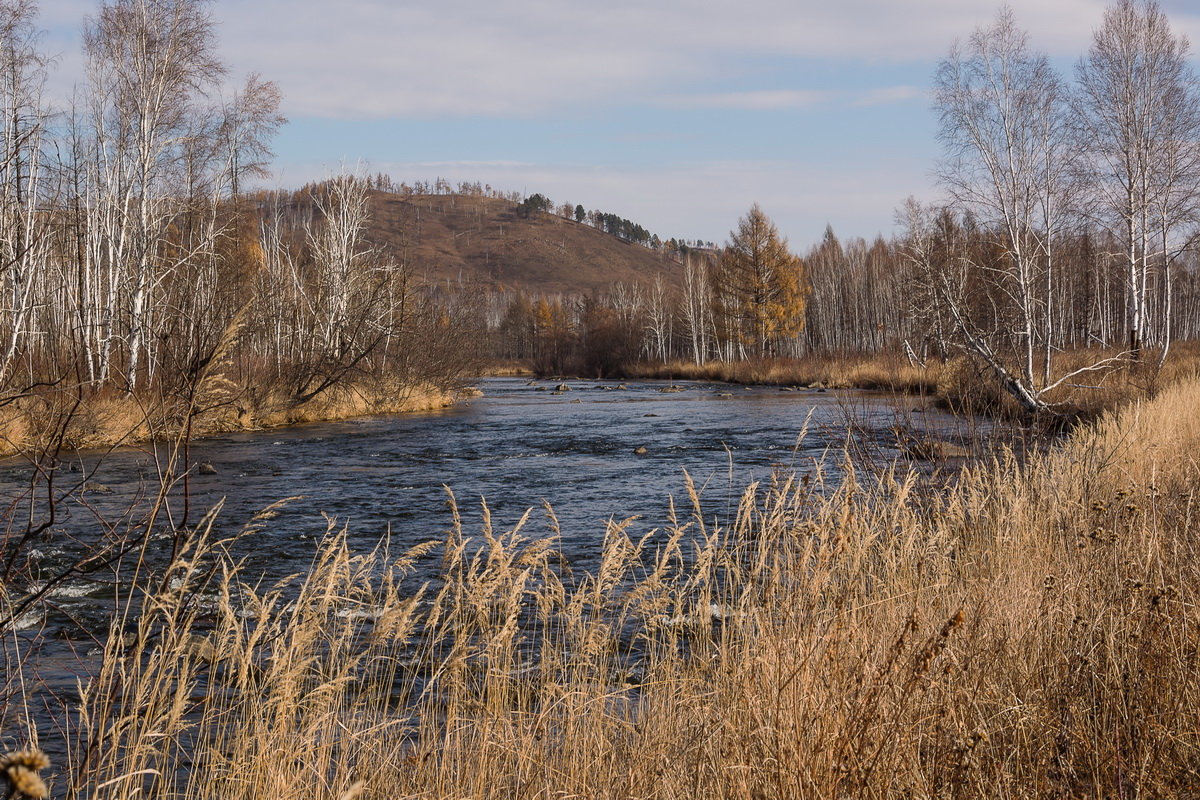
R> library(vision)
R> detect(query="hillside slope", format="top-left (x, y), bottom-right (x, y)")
top-left (362, 191), bottom-right (682, 293)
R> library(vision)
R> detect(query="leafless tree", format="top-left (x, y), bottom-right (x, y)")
top-left (81, 0), bottom-right (226, 389)
top-left (931, 11), bottom-right (1075, 410)
top-left (934, 8), bottom-right (1101, 412)
top-left (680, 251), bottom-right (712, 364)
top-left (0, 0), bottom-right (49, 387)
top-left (218, 73), bottom-right (284, 197)
top-left (1074, 0), bottom-right (1200, 358)
top-left (643, 275), bottom-right (672, 362)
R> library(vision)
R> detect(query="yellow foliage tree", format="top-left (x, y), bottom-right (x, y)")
top-left (713, 205), bottom-right (809, 357)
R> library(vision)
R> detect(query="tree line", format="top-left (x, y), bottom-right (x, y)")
top-left (484, 204), bottom-right (810, 375)
top-left (0, 0), bottom-right (474, 430)
top-left (476, 204), bottom-right (1200, 383)
top-left (472, 0), bottom-right (1200, 411)
top-left (3, 0), bottom-right (1200, 421)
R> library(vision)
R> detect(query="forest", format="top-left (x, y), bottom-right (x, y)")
top-left (474, 4), bottom-right (1200, 415)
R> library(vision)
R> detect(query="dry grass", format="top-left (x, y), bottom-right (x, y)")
top-left (0, 381), bottom-right (460, 456)
top-left (634, 342), bottom-right (1200, 422)
top-left (627, 353), bottom-right (943, 394)
top-left (252, 382), bottom-right (459, 428)
top-left (935, 342), bottom-right (1200, 418)
top-left (43, 377), bottom-right (1200, 798)
top-left (478, 360), bottom-right (537, 378)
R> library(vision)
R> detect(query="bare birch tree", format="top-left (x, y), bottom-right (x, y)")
top-left (1075, 0), bottom-right (1200, 358)
top-left (933, 8), bottom-right (1088, 412)
top-left (218, 73), bottom-right (284, 197)
top-left (81, 0), bottom-right (225, 389)
top-left (643, 275), bottom-right (672, 362)
top-left (0, 0), bottom-right (48, 387)
top-left (680, 251), bottom-right (711, 364)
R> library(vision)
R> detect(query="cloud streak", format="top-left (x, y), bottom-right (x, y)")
top-left (671, 90), bottom-right (830, 111)
top-left (40, 0), bottom-right (1200, 121)
top-left (206, 0), bottom-right (1127, 119)
top-left (671, 86), bottom-right (925, 111)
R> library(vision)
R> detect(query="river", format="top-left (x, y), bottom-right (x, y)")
top-left (2, 377), bottom-right (994, 633)
top-left (2, 376), bottom-right (1003, 770)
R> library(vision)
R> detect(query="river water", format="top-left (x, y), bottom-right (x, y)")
top-left (3, 377), bottom-right (1000, 769)
top-left (3, 377), bottom-right (992, 634)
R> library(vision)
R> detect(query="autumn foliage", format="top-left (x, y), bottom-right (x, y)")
top-left (712, 204), bottom-right (810, 357)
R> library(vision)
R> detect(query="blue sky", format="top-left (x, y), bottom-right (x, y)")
top-left (38, 0), bottom-right (1200, 249)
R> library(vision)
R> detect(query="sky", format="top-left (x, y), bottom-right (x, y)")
top-left (36, 0), bottom-right (1200, 249)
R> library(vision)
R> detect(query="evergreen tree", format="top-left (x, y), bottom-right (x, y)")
top-left (713, 205), bottom-right (809, 357)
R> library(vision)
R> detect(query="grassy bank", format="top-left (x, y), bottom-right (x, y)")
top-left (625, 352), bottom-right (942, 393)
top-left (0, 381), bottom-right (460, 456)
top-left (478, 360), bottom-right (537, 378)
top-left (626, 343), bottom-right (1200, 419)
top-left (20, 376), bottom-right (1199, 798)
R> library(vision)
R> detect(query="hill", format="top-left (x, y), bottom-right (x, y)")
top-left (361, 191), bottom-right (683, 293)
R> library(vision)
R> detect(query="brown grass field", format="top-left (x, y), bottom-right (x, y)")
top-left (9, 368), bottom-right (1196, 798)
top-left (364, 192), bottom-right (682, 293)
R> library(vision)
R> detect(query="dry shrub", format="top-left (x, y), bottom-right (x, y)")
top-left (935, 356), bottom-right (1016, 416)
top-left (938, 342), bottom-right (1200, 420)
top-left (0, 401), bottom-right (31, 453)
top-left (51, 378), bottom-right (1200, 799)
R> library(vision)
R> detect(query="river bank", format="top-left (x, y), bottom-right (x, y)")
top-left (0, 380), bottom-right (463, 457)
top-left (9, 342), bottom-right (1191, 458)
top-left (19, 374), bottom-right (1199, 799)
top-left (581, 343), bottom-right (1200, 420)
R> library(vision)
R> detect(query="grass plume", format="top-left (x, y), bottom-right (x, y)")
top-left (40, 378), bottom-right (1200, 798)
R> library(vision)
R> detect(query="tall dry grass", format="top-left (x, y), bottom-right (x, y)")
top-left (40, 379), bottom-right (1200, 798)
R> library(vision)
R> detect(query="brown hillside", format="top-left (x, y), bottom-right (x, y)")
top-left (362, 191), bottom-right (682, 293)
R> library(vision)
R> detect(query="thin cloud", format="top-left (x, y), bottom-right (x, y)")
top-left (852, 86), bottom-right (925, 107)
top-left (671, 90), bottom-right (829, 111)
top-left (224, 0), bottom-right (1117, 119)
top-left (40, 0), bottom-right (1135, 119)
top-left (670, 86), bottom-right (923, 112)
top-left (415, 160), bottom-right (536, 169)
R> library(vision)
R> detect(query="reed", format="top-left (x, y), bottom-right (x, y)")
top-left (37, 379), bottom-right (1200, 798)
